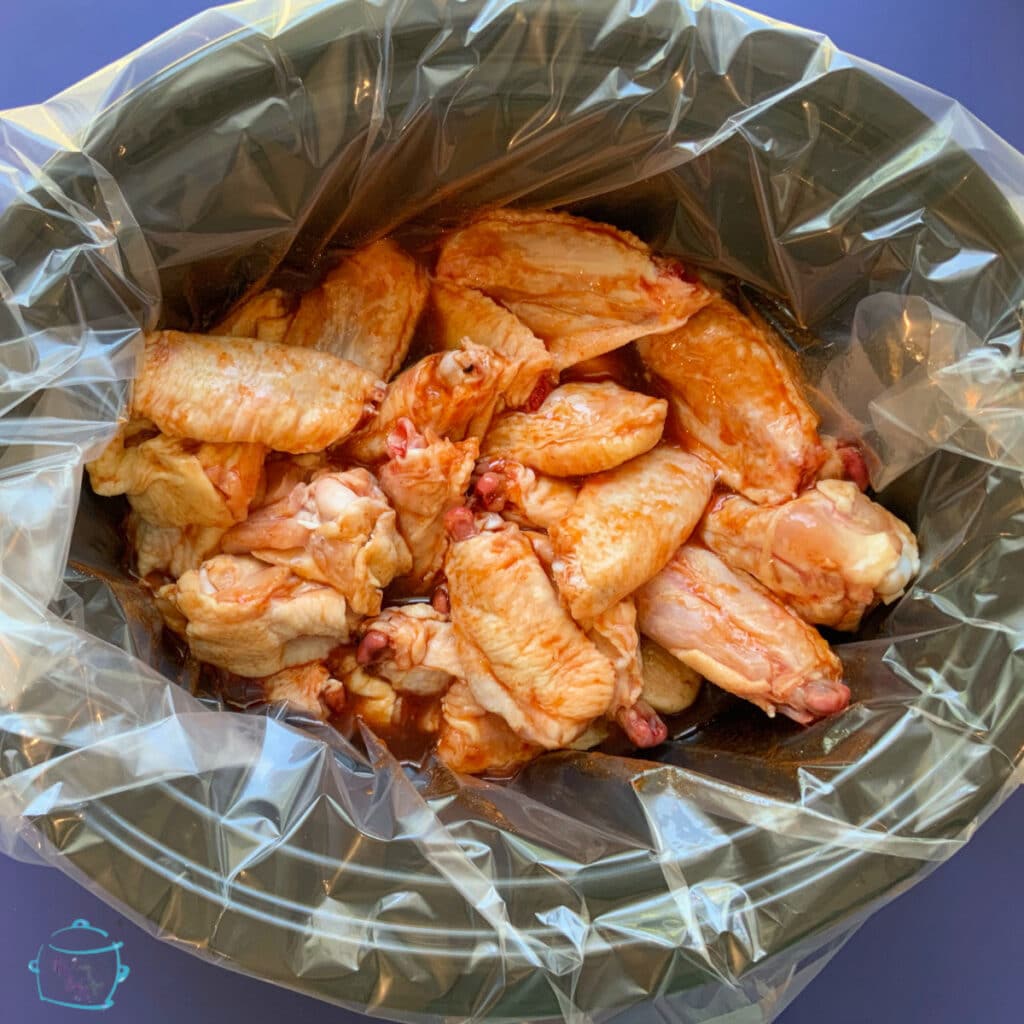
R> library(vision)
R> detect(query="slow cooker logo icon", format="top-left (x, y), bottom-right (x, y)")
top-left (28, 919), bottom-right (131, 1010)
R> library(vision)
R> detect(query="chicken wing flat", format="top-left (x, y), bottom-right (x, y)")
top-left (260, 662), bottom-right (346, 720)
top-left (480, 381), bottom-right (666, 477)
top-left (435, 208), bottom-right (712, 369)
top-left (133, 332), bottom-right (383, 454)
top-left (472, 457), bottom-right (578, 531)
top-left (423, 280), bottom-right (555, 408)
top-left (209, 288), bottom-right (297, 342)
top-left (550, 445), bottom-right (714, 620)
top-left (446, 518), bottom-right (615, 748)
top-left (635, 545), bottom-right (849, 724)
top-left (639, 636), bottom-right (703, 715)
top-left (128, 515), bottom-right (225, 579)
top-left (158, 554), bottom-right (356, 677)
top-left (699, 480), bottom-right (919, 631)
top-left (221, 468), bottom-right (411, 616)
top-left (356, 604), bottom-right (461, 697)
top-left (636, 298), bottom-right (824, 504)
top-left (345, 343), bottom-right (507, 464)
top-left (378, 420), bottom-right (478, 594)
top-left (436, 680), bottom-right (542, 776)
top-left (285, 239), bottom-right (429, 380)
top-left (88, 421), bottom-right (265, 528)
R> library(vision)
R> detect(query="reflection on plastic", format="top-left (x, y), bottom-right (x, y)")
top-left (0, 0), bottom-right (1021, 1021)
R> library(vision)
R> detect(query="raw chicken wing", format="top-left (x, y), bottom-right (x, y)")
top-left (636, 298), bottom-right (824, 504)
top-left (345, 343), bottom-right (507, 463)
top-left (133, 331), bottom-right (383, 454)
top-left (285, 239), bottom-right (429, 380)
top-left (550, 445), bottom-right (714, 619)
top-left (378, 420), bottom-right (479, 594)
top-left (221, 468), bottom-right (412, 616)
top-left (129, 515), bottom-right (225, 579)
top-left (635, 545), bottom-right (849, 724)
top-left (209, 288), bottom-right (296, 342)
top-left (356, 604), bottom-right (461, 696)
top-left (699, 480), bottom-right (919, 631)
top-left (157, 554), bottom-right (356, 677)
top-left (436, 208), bottom-right (712, 369)
top-left (472, 458), bottom-right (578, 531)
top-left (586, 598), bottom-right (668, 748)
top-left (88, 421), bottom-right (265, 528)
top-left (445, 517), bottom-right (615, 748)
top-left (639, 636), bottom-right (703, 715)
top-left (260, 662), bottom-right (346, 720)
top-left (436, 680), bottom-right (542, 775)
top-left (480, 381), bottom-right (666, 477)
top-left (424, 280), bottom-right (555, 408)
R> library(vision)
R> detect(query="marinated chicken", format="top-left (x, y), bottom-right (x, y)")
top-left (210, 288), bottom-right (296, 343)
top-left (355, 604), bottom-right (462, 696)
top-left (424, 279), bottom-right (555, 408)
top-left (220, 468), bottom-right (411, 616)
top-left (472, 458), bottom-right (578, 531)
top-left (699, 480), bottom-right (919, 630)
top-left (88, 421), bottom-right (265, 528)
top-left (436, 680), bottom-right (542, 776)
top-left (93, 208), bottom-right (919, 775)
top-left (378, 420), bottom-right (479, 594)
top-left (345, 343), bottom-right (507, 463)
top-left (285, 239), bottom-right (429, 380)
top-left (445, 516), bottom-right (616, 749)
top-left (129, 515), bottom-right (225, 579)
top-left (259, 662), bottom-right (346, 720)
top-left (157, 554), bottom-right (357, 677)
top-left (436, 208), bottom-right (712, 369)
top-left (636, 545), bottom-right (849, 724)
top-left (636, 297), bottom-right (825, 504)
top-left (481, 381), bottom-right (667, 476)
top-left (133, 332), bottom-right (383, 454)
top-left (550, 444), bottom-right (715, 620)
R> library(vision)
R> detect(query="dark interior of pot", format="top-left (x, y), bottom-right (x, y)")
top-left (1, 2), bottom-right (1022, 1020)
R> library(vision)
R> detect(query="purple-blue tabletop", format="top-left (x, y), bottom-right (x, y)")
top-left (1, 2), bottom-right (1022, 1022)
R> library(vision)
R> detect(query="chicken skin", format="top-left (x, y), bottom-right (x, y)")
top-left (355, 604), bottom-right (462, 697)
top-left (285, 239), bottom-right (429, 380)
top-left (699, 480), bottom-right (919, 631)
top-left (128, 515), bottom-right (225, 579)
top-left (585, 598), bottom-right (668, 748)
top-left (88, 420), bottom-right (265, 528)
top-left (259, 662), bottom-right (346, 720)
top-left (550, 444), bottom-right (715, 620)
top-left (436, 680), bottom-right (542, 776)
top-left (345, 343), bottom-right (507, 463)
top-left (157, 554), bottom-right (356, 677)
top-left (436, 208), bottom-right (711, 369)
top-left (480, 381), bottom-right (666, 477)
top-left (445, 517), bottom-right (615, 748)
top-left (471, 458), bottom-right (578, 531)
top-left (423, 279), bottom-right (556, 408)
top-left (209, 288), bottom-right (297, 342)
top-left (220, 468), bottom-right (411, 616)
top-left (636, 545), bottom-right (849, 724)
top-left (132, 331), bottom-right (383, 454)
top-left (378, 420), bottom-right (479, 594)
top-left (636, 298), bottom-right (825, 504)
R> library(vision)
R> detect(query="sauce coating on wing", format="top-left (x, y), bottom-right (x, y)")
top-left (480, 381), bottom-right (666, 477)
top-left (436, 208), bottom-right (712, 369)
top-left (636, 298), bottom-right (824, 504)
top-left (133, 331), bottom-right (383, 454)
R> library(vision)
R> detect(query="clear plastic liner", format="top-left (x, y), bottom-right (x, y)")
top-left (0, 1), bottom-right (1021, 1020)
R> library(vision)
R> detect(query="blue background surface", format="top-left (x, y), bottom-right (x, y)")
top-left (1, 2), bottom-right (1021, 1022)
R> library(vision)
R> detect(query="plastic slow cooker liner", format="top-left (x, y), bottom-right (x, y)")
top-left (0, 0), bottom-right (1021, 1020)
